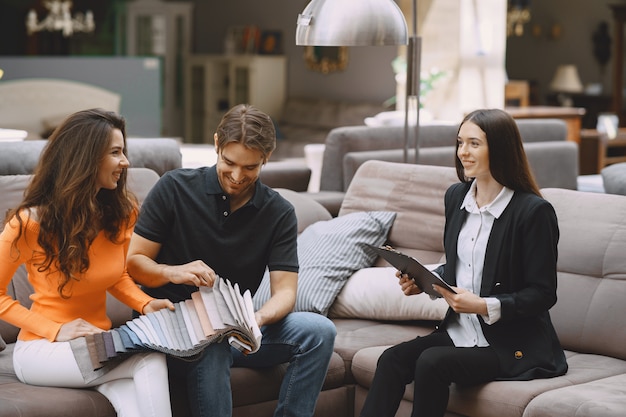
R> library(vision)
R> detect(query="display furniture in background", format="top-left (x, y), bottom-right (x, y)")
top-left (295, 0), bottom-right (414, 160)
top-left (0, 78), bottom-right (120, 140)
top-left (580, 128), bottom-right (626, 175)
top-left (0, 59), bottom-right (162, 137)
top-left (549, 64), bottom-right (584, 107)
top-left (546, 92), bottom-right (612, 129)
top-left (505, 80), bottom-right (530, 107)
top-left (505, 106), bottom-right (585, 144)
top-left (117, 0), bottom-right (193, 138)
top-left (184, 54), bottom-right (287, 144)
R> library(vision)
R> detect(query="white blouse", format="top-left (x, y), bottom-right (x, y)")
top-left (445, 181), bottom-right (514, 347)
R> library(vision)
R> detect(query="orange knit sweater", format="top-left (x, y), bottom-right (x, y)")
top-left (0, 213), bottom-right (154, 342)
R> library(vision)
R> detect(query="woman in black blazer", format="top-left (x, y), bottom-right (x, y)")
top-left (359, 109), bottom-right (568, 417)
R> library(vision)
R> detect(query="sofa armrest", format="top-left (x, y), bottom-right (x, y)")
top-left (299, 191), bottom-right (345, 217)
top-left (273, 188), bottom-right (332, 233)
top-left (260, 161), bottom-right (311, 192)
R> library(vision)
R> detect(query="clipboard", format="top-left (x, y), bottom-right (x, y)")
top-left (367, 245), bottom-right (456, 298)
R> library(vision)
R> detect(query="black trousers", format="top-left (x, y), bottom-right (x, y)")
top-left (359, 331), bottom-right (501, 417)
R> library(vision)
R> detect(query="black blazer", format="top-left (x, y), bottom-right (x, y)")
top-left (434, 182), bottom-right (568, 380)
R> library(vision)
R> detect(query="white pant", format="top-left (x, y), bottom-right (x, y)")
top-left (14, 339), bottom-right (172, 417)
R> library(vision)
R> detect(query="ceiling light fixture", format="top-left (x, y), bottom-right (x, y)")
top-left (26, 1), bottom-right (95, 38)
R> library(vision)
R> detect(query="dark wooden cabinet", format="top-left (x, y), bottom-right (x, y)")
top-left (546, 93), bottom-right (612, 129)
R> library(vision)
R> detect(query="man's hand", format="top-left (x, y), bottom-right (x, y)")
top-left (162, 260), bottom-right (216, 287)
top-left (433, 285), bottom-right (488, 315)
top-left (396, 271), bottom-right (423, 296)
top-left (55, 318), bottom-right (104, 342)
top-left (128, 233), bottom-right (216, 288)
top-left (143, 298), bottom-right (176, 314)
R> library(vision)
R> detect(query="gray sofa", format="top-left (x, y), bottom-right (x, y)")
top-left (273, 97), bottom-right (386, 160)
top-left (2, 157), bottom-right (624, 417)
top-left (0, 138), bottom-right (183, 177)
top-left (0, 138), bottom-right (313, 192)
top-left (307, 119), bottom-right (579, 215)
top-left (332, 161), bottom-right (626, 417)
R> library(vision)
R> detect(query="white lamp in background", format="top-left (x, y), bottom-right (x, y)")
top-left (550, 64), bottom-right (583, 107)
top-left (296, 0), bottom-right (421, 163)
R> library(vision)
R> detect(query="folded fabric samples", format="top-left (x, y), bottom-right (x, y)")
top-left (70, 277), bottom-right (261, 381)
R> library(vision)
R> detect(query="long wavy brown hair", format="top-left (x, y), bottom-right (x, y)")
top-left (9, 108), bottom-right (136, 298)
top-left (454, 108), bottom-right (541, 196)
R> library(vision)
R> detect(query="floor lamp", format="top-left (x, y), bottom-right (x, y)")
top-left (296, 0), bottom-right (420, 163)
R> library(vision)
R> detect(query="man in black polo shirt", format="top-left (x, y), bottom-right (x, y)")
top-left (127, 104), bottom-right (336, 417)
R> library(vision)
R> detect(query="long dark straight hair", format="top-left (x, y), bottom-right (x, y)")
top-left (454, 108), bottom-right (541, 196)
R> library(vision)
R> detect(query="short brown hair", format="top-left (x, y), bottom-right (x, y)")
top-left (215, 104), bottom-right (276, 161)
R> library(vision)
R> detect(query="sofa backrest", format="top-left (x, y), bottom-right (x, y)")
top-left (0, 168), bottom-right (160, 344)
top-left (0, 138), bottom-right (182, 177)
top-left (320, 123), bottom-right (457, 192)
top-left (339, 160), bottom-right (458, 264)
top-left (342, 140), bottom-right (579, 191)
top-left (542, 188), bottom-right (626, 360)
top-left (320, 119), bottom-right (569, 193)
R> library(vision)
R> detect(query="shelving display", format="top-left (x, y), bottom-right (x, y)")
top-left (184, 55), bottom-right (286, 143)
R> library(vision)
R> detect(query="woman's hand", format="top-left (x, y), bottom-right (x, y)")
top-left (55, 318), bottom-right (104, 342)
top-left (433, 285), bottom-right (488, 315)
top-left (396, 271), bottom-right (423, 296)
top-left (143, 298), bottom-right (176, 314)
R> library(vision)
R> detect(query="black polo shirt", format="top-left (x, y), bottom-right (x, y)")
top-left (134, 165), bottom-right (299, 303)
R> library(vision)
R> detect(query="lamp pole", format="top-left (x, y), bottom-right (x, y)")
top-left (404, 0), bottom-right (421, 164)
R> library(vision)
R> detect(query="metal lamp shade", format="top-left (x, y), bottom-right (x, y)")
top-left (296, 0), bottom-right (408, 46)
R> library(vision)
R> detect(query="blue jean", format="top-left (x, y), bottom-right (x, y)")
top-left (169, 312), bottom-right (336, 417)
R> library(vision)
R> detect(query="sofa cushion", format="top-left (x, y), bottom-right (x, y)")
top-left (253, 211), bottom-right (396, 315)
top-left (524, 373), bottom-right (626, 417)
top-left (352, 347), bottom-right (626, 417)
top-left (328, 267), bottom-right (448, 321)
top-left (340, 161), bottom-right (458, 264)
top-left (0, 333), bottom-right (5, 352)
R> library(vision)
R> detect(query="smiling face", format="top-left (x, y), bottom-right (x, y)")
top-left (456, 121), bottom-right (492, 181)
top-left (215, 141), bottom-right (264, 205)
top-left (96, 128), bottom-right (129, 191)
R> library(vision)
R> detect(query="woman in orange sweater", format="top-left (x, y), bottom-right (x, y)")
top-left (0, 108), bottom-right (174, 417)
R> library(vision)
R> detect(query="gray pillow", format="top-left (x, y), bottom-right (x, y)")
top-left (253, 211), bottom-right (396, 315)
top-left (0, 333), bottom-right (5, 352)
